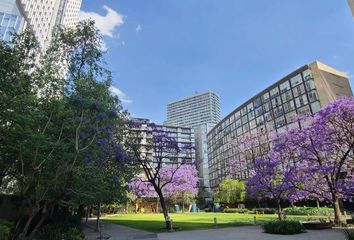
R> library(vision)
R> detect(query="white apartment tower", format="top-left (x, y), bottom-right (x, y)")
top-left (19, 0), bottom-right (82, 49)
top-left (165, 92), bottom-right (221, 205)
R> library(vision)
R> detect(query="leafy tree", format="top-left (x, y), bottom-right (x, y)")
top-left (214, 179), bottom-right (246, 207)
top-left (0, 21), bottom-right (133, 239)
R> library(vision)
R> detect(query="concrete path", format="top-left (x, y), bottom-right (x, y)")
top-left (158, 226), bottom-right (346, 240)
top-left (84, 220), bottom-right (346, 240)
top-left (83, 219), bottom-right (158, 240)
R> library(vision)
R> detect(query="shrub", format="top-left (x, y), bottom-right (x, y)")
top-left (283, 207), bottom-right (333, 216)
top-left (252, 208), bottom-right (276, 214)
top-left (344, 229), bottom-right (354, 240)
top-left (205, 207), bottom-right (212, 212)
top-left (223, 208), bottom-right (248, 213)
top-left (263, 220), bottom-right (303, 235)
top-left (0, 219), bottom-right (13, 240)
top-left (37, 222), bottom-right (84, 240)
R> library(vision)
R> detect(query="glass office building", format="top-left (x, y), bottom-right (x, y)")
top-left (207, 61), bottom-right (353, 189)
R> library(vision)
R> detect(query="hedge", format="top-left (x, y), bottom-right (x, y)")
top-left (283, 207), bottom-right (333, 216)
top-left (223, 208), bottom-right (248, 213)
top-left (263, 220), bottom-right (303, 235)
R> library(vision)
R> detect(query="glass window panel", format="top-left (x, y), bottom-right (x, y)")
top-left (280, 81), bottom-right (290, 93)
top-left (290, 74), bottom-right (303, 87)
top-left (311, 102), bottom-right (321, 113)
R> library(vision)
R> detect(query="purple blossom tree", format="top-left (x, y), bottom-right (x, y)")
top-left (129, 164), bottom-right (198, 209)
top-left (247, 156), bottom-right (299, 220)
top-left (126, 120), bottom-right (195, 228)
top-left (281, 97), bottom-right (354, 224)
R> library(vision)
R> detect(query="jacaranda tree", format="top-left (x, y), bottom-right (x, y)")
top-left (126, 121), bottom-right (194, 228)
top-left (129, 164), bottom-right (198, 211)
top-left (280, 97), bottom-right (354, 224)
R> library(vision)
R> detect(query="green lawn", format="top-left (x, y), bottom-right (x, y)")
top-left (104, 213), bottom-right (325, 233)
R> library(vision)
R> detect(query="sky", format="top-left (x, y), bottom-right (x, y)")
top-left (80, 0), bottom-right (354, 124)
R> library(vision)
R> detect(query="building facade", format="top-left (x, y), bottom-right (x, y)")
top-left (348, 0), bottom-right (354, 17)
top-left (164, 92), bottom-right (221, 203)
top-left (0, 0), bottom-right (26, 41)
top-left (19, 0), bottom-right (82, 49)
top-left (132, 118), bottom-right (195, 165)
top-left (207, 61), bottom-right (353, 189)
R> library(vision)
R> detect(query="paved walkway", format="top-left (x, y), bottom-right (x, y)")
top-left (158, 226), bottom-right (346, 240)
top-left (83, 219), bottom-right (158, 240)
top-left (84, 221), bottom-right (346, 240)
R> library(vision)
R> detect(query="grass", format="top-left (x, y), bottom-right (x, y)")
top-left (103, 213), bottom-right (325, 233)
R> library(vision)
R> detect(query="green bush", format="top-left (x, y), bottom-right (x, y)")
top-left (263, 220), bottom-right (303, 235)
top-left (0, 219), bottom-right (13, 240)
top-left (252, 208), bottom-right (276, 214)
top-left (283, 207), bottom-right (333, 216)
top-left (37, 222), bottom-right (84, 240)
top-left (223, 208), bottom-right (248, 213)
top-left (204, 207), bottom-right (212, 212)
top-left (344, 229), bottom-right (354, 240)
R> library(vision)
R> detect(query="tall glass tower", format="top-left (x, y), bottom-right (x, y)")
top-left (0, 0), bottom-right (26, 42)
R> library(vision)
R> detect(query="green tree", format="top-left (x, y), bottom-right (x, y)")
top-left (214, 179), bottom-right (246, 206)
top-left (0, 21), bottom-right (134, 239)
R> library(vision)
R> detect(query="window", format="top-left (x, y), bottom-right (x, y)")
top-left (308, 90), bottom-right (318, 102)
top-left (283, 100), bottom-right (295, 113)
top-left (280, 81), bottom-right (290, 93)
top-left (305, 79), bottom-right (315, 91)
top-left (303, 69), bottom-right (312, 80)
top-left (249, 119), bottom-right (256, 129)
top-left (297, 105), bottom-right (311, 115)
top-left (253, 97), bottom-right (262, 108)
top-left (255, 106), bottom-right (263, 117)
top-left (265, 111), bottom-right (273, 122)
top-left (274, 106), bottom-right (284, 117)
top-left (247, 103), bottom-right (254, 112)
top-left (281, 90), bottom-right (293, 102)
top-left (256, 116), bottom-right (265, 126)
top-left (275, 116), bottom-right (286, 128)
top-left (311, 102), bottom-right (321, 113)
top-left (290, 74), bottom-right (303, 87)
top-left (271, 96), bottom-right (282, 107)
top-left (262, 92), bottom-right (270, 102)
top-left (295, 94), bottom-right (308, 108)
top-left (285, 111), bottom-right (297, 123)
top-left (241, 115), bottom-right (248, 125)
top-left (263, 102), bottom-right (271, 112)
top-left (293, 83), bottom-right (305, 97)
top-left (270, 87), bottom-right (279, 97)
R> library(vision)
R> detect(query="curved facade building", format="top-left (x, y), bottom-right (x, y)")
top-left (207, 61), bottom-right (353, 189)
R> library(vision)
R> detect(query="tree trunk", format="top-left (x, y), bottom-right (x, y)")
top-left (316, 199), bottom-right (320, 209)
top-left (95, 202), bottom-right (101, 232)
top-left (85, 206), bottom-right (89, 224)
top-left (156, 191), bottom-right (170, 229)
top-left (332, 195), bottom-right (343, 225)
top-left (276, 199), bottom-right (283, 221)
top-left (18, 206), bottom-right (40, 239)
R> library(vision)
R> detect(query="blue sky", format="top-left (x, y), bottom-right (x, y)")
top-left (80, 0), bottom-right (354, 124)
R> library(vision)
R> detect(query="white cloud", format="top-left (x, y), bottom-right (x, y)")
top-left (136, 24), bottom-right (142, 33)
top-left (109, 86), bottom-right (132, 104)
top-left (121, 41), bottom-right (126, 47)
top-left (80, 5), bottom-right (124, 38)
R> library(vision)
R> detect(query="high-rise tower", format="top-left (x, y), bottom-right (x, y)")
top-left (165, 91), bottom-right (221, 204)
